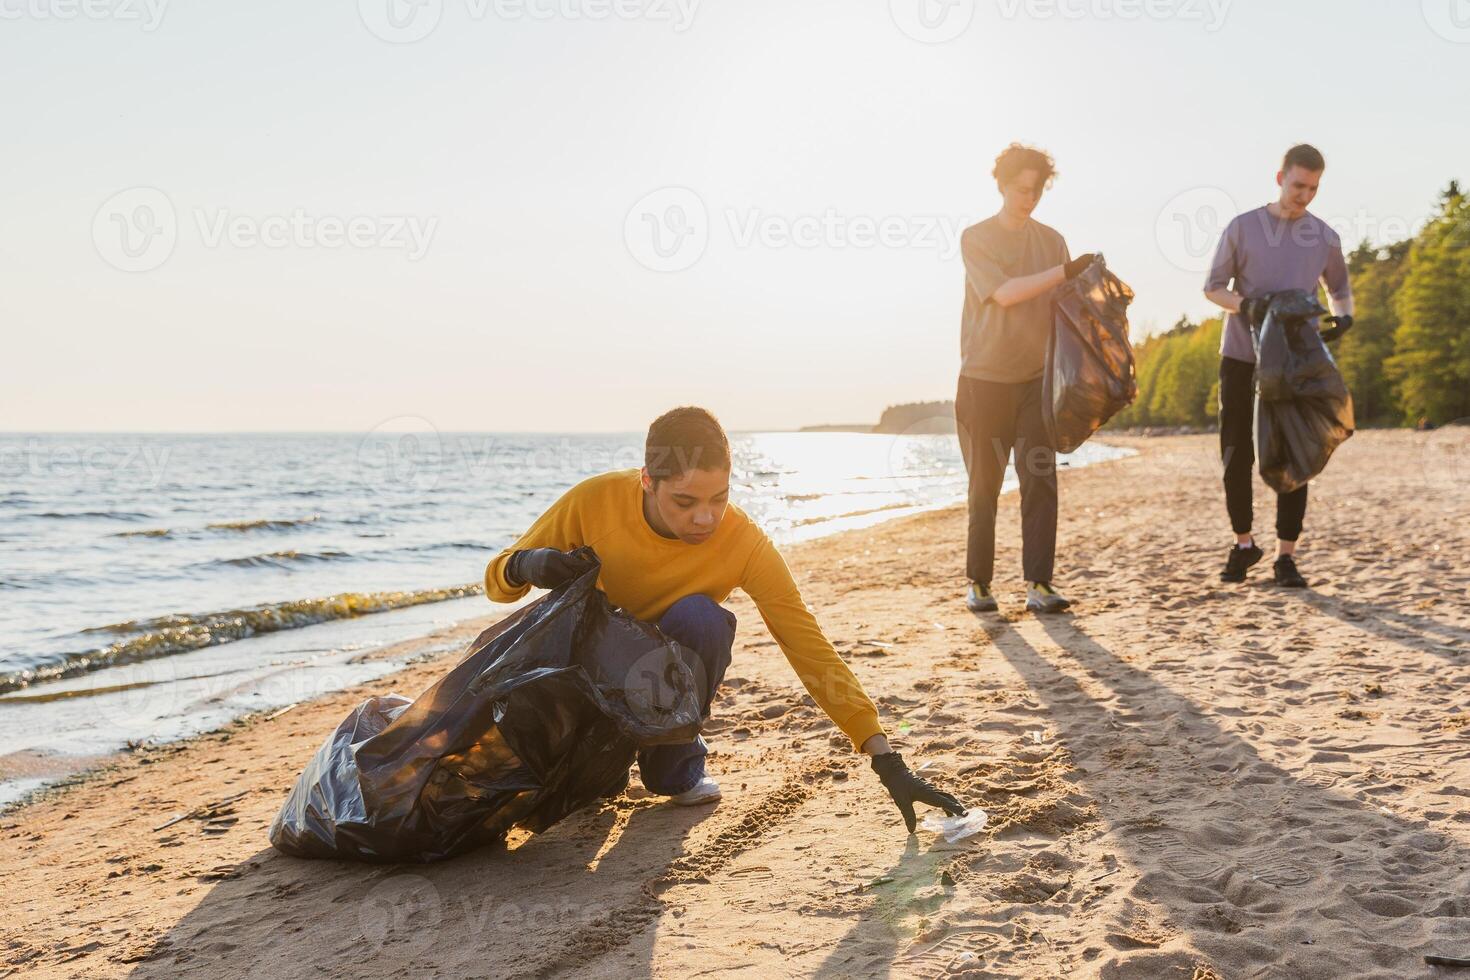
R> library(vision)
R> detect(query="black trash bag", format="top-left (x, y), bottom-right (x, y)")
top-left (1251, 290), bottom-right (1355, 494)
top-left (268, 547), bottom-right (705, 863)
top-left (1044, 255), bottom-right (1138, 454)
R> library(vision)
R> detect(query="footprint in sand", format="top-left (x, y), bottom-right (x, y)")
top-left (1136, 832), bottom-right (1226, 881)
top-left (719, 867), bottom-right (783, 913)
top-left (1297, 768), bottom-right (1353, 790)
top-left (1234, 782), bottom-right (1291, 808)
top-left (1374, 747), bottom-right (1445, 778)
top-left (721, 866), bottom-right (775, 884)
top-left (897, 933), bottom-right (1000, 978)
top-left (1251, 858), bottom-right (1313, 888)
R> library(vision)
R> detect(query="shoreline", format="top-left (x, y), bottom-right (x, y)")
top-left (0, 439), bottom-right (1132, 811)
top-left (6, 430), bottom-right (1468, 978)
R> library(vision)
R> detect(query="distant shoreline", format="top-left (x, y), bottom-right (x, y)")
top-left (801, 400), bottom-right (957, 435)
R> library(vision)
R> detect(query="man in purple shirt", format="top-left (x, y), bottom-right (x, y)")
top-left (1204, 144), bottom-right (1355, 588)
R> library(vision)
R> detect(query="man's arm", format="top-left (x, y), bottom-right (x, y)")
top-left (1205, 287), bottom-right (1244, 315)
top-left (1327, 293), bottom-right (1355, 319)
top-left (1321, 239), bottom-right (1355, 337)
top-left (963, 229), bottom-right (1090, 309)
top-left (1204, 217), bottom-right (1242, 314)
top-left (483, 486), bottom-right (582, 602)
top-left (1323, 236), bottom-right (1351, 309)
top-left (991, 266), bottom-right (1067, 308)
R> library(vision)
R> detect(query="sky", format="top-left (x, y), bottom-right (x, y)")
top-left (2, 0), bottom-right (1467, 433)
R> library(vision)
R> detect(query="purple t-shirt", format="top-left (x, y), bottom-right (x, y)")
top-left (1205, 206), bottom-right (1352, 363)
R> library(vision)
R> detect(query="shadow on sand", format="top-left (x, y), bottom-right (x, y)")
top-left (125, 792), bottom-right (716, 980)
top-left (977, 613), bottom-right (1470, 978)
top-left (123, 610), bottom-right (1470, 979)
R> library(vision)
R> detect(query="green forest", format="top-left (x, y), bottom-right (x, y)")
top-left (1114, 183), bottom-right (1470, 430)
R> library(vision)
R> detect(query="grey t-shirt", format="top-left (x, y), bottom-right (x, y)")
top-left (1205, 206), bottom-right (1352, 363)
top-left (959, 216), bottom-right (1070, 383)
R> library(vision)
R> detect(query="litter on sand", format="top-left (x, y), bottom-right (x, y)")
top-left (921, 809), bottom-right (989, 843)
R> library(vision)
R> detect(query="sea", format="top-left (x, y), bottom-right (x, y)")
top-left (0, 430), bottom-right (1129, 806)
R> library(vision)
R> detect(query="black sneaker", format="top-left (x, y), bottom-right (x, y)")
top-left (1220, 542), bottom-right (1263, 583)
top-left (1273, 555), bottom-right (1307, 588)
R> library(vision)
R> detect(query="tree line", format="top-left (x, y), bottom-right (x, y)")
top-left (1114, 182), bottom-right (1469, 429)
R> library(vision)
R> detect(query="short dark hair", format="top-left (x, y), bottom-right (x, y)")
top-left (1282, 144), bottom-right (1325, 174)
top-left (645, 406), bottom-right (730, 483)
top-left (993, 143), bottom-right (1057, 188)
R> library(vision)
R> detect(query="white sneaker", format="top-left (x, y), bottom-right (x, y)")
top-left (1025, 582), bottom-right (1072, 614)
top-left (669, 777), bottom-right (722, 806)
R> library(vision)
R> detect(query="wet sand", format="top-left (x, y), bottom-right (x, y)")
top-left (4, 430), bottom-right (1469, 979)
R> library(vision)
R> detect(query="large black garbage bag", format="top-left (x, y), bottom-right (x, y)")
top-left (1251, 290), bottom-right (1355, 494)
top-left (268, 548), bottom-right (705, 862)
top-left (1044, 255), bottom-right (1138, 453)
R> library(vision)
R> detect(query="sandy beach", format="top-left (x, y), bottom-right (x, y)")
top-left (4, 430), bottom-right (1469, 979)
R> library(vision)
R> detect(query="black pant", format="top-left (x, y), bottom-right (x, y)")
top-left (955, 375), bottom-right (1057, 585)
top-left (636, 595), bottom-right (735, 796)
top-left (1219, 356), bottom-right (1307, 541)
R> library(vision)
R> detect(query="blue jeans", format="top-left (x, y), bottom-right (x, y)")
top-left (637, 595), bottom-right (736, 795)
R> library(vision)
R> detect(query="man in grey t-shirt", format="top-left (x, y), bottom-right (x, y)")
top-left (956, 144), bottom-right (1095, 615)
top-left (1204, 143), bottom-right (1355, 588)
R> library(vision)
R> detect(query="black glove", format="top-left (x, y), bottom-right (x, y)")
top-left (505, 548), bottom-right (588, 590)
top-left (1239, 294), bottom-right (1275, 328)
top-left (1063, 253), bottom-right (1097, 280)
top-left (1320, 314), bottom-right (1354, 343)
top-left (871, 751), bottom-right (966, 834)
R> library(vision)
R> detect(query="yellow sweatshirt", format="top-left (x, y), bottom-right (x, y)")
top-left (484, 469), bottom-right (884, 750)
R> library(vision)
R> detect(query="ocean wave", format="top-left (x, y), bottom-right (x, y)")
top-left (790, 502), bottom-right (918, 528)
top-left (110, 515), bottom-right (323, 539)
top-left (849, 469), bottom-right (961, 481)
top-left (784, 488), bottom-right (917, 501)
top-left (188, 542), bottom-right (480, 571)
top-left (206, 516), bottom-right (321, 532)
top-left (405, 541), bottom-right (484, 553)
top-left (0, 583), bottom-right (482, 694)
top-left (202, 549), bottom-right (354, 570)
top-left (36, 510), bottom-right (152, 521)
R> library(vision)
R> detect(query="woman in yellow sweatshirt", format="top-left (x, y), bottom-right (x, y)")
top-left (484, 406), bottom-right (964, 833)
